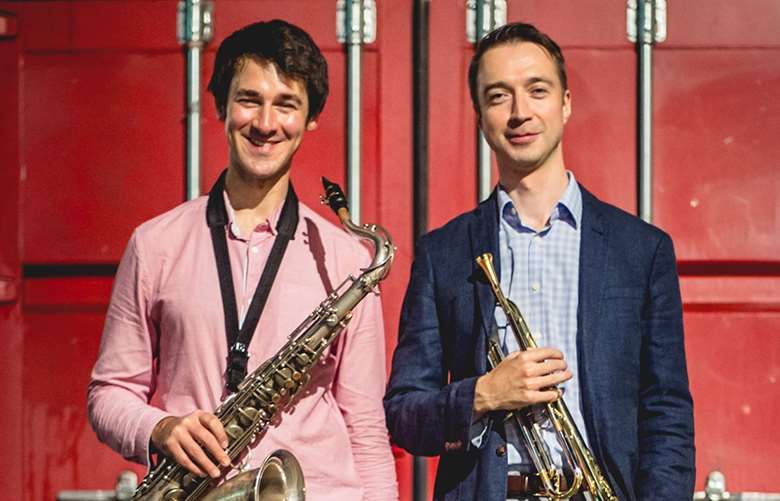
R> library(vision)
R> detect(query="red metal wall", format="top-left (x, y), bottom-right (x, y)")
top-left (1, 0), bottom-right (778, 499)
top-left (0, 9), bottom-right (23, 498)
top-left (0, 1), bottom-right (413, 499)
top-left (426, 0), bottom-right (780, 497)
top-left (654, 0), bottom-right (780, 491)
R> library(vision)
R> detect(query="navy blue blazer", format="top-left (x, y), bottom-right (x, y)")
top-left (384, 187), bottom-right (695, 501)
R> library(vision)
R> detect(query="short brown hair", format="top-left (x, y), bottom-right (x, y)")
top-left (207, 19), bottom-right (329, 122)
top-left (468, 22), bottom-right (567, 113)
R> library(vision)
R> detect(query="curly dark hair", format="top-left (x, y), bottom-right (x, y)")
top-left (207, 19), bottom-right (329, 122)
top-left (468, 22), bottom-right (567, 114)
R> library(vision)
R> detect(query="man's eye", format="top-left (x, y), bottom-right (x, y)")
top-left (488, 93), bottom-right (508, 103)
top-left (530, 88), bottom-right (549, 97)
top-left (277, 102), bottom-right (298, 111)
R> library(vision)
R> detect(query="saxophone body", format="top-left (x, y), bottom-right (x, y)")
top-left (132, 178), bottom-right (395, 501)
top-left (476, 253), bottom-right (617, 501)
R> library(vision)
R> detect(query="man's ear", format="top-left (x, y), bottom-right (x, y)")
top-left (562, 89), bottom-right (572, 125)
top-left (306, 119), bottom-right (318, 131)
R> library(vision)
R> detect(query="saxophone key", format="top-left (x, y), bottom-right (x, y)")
top-left (237, 406), bottom-right (259, 426)
top-left (273, 368), bottom-right (295, 389)
top-left (162, 488), bottom-right (185, 501)
top-left (225, 423), bottom-right (244, 441)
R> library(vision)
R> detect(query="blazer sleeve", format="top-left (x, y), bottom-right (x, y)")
top-left (636, 232), bottom-right (696, 499)
top-left (384, 237), bottom-right (481, 456)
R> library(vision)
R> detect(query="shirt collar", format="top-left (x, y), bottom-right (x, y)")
top-left (223, 190), bottom-right (280, 239)
top-left (497, 171), bottom-right (582, 233)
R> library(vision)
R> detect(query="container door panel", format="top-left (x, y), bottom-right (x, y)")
top-left (22, 53), bottom-right (185, 263)
top-left (5, 1), bottom-right (413, 499)
top-left (656, 1), bottom-right (780, 492)
top-left (684, 312), bottom-right (780, 491)
top-left (22, 278), bottom-right (146, 496)
top-left (16, 1), bottom-right (183, 264)
top-left (0, 9), bottom-right (23, 498)
top-left (654, 48), bottom-right (780, 261)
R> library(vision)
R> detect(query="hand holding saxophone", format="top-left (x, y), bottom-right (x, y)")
top-left (150, 410), bottom-right (231, 479)
top-left (473, 347), bottom-right (572, 415)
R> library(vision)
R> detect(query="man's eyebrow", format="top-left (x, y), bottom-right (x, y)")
top-left (482, 76), bottom-right (556, 95)
top-left (233, 89), bottom-right (303, 105)
top-left (234, 89), bottom-right (261, 99)
top-left (527, 76), bottom-right (555, 86)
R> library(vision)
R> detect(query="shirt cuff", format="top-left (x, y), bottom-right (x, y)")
top-left (469, 414), bottom-right (490, 448)
top-left (135, 408), bottom-right (174, 467)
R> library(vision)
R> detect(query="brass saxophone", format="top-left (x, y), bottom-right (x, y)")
top-left (476, 253), bottom-right (617, 501)
top-left (132, 178), bottom-right (395, 501)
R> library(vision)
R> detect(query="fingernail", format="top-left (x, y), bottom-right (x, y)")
top-left (211, 468), bottom-right (220, 478)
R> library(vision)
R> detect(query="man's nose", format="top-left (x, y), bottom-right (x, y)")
top-left (253, 105), bottom-right (278, 134)
top-left (509, 95), bottom-right (531, 127)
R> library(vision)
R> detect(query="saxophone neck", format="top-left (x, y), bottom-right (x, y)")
top-left (321, 177), bottom-right (395, 279)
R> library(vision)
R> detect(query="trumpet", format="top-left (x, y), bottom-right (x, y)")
top-left (476, 253), bottom-right (617, 501)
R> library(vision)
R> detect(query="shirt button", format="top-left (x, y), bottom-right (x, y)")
top-left (251, 246), bottom-right (259, 254)
top-left (496, 444), bottom-right (506, 457)
top-left (531, 282), bottom-right (541, 292)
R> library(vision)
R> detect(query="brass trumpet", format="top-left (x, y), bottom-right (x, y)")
top-left (476, 253), bottom-right (617, 501)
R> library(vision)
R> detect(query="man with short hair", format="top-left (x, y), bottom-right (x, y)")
top-left (89, 20), bottom-right (398, 500)
top-left (385, 22), bottom-right (694, 501)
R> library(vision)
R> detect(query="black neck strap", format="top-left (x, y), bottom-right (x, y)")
top-left (206, 170), bottom-right (299, 392)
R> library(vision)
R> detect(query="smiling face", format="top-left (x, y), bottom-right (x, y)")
top-left (225, 58), bottom-right (317, 186)
top-left (476, 42), bottom-right (571, 178)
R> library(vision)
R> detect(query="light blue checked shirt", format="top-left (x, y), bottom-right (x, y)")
top-left (494, 171), bottom-right (592, 472)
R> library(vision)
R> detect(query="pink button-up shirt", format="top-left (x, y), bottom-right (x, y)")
top-left (88, 192), bottom-right (398, 500)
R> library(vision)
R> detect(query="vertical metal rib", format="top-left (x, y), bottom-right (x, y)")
top-left (413, 1), bottom-right (430, 497)
top-left (637, 0), bottom-right (654, 222)
top-left (186, 41), bottom-right (201, 201)
top-left (181, 0), bottom-right (213, 201)
top-left (346, 0), bottom-right (363, 224)
top-left (413, 0), bottom-right (430, 242)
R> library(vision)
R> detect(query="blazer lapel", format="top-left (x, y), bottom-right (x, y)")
top-left (577, 187), bottom-right (610, 462)
top-left (468, 191), bottom-right (501, 374)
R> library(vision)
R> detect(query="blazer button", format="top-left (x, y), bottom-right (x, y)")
top-left (495, 444), bottom-right (506, 457)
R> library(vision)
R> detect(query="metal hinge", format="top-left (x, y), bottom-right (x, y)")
top-left (627, 0), bottom-right (667, 43)
top-left (466, 0), bottom-right (507, 43)
top-left (177, 0), bottom-right (214, 46)
top-left (0, 10), bottom-right (18, 39)
top-left (57, 471), bottom-right (137, 501)
top-left (336, 0), bottom-right (377, 44)
top-left (693, 470), bottom-right (780, 501)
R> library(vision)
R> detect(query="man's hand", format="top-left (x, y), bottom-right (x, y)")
top-left (473, 347), bottom-right (572, 415)
top-left (150, 411), bottom-right (231, 478)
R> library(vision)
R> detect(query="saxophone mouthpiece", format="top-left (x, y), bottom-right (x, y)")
top-left (321, 177), bottom-right (349, 213)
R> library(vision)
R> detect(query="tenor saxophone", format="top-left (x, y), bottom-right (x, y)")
top-left (132, 178), bottom-right (395, 501)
